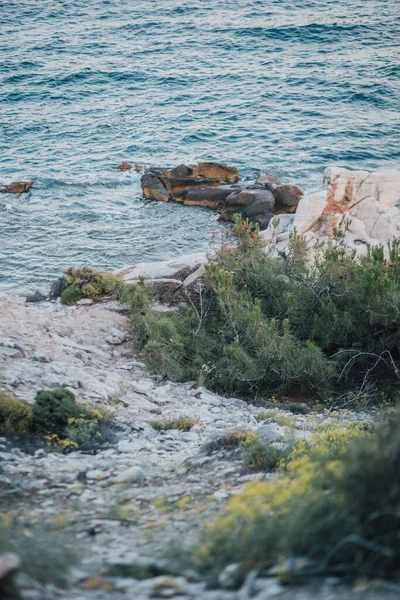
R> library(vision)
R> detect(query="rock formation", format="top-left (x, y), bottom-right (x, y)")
top-left (141, 162), bottom-right (303, 230)
top-left (0, 181), bottom-right (33, 194)
top-left (261, 167), bottom-right (400, 253)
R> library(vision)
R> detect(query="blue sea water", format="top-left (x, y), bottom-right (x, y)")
top-left (1, 0), bottom-right (399, 292)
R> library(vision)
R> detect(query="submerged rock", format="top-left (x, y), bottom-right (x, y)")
top-left (0, 182), bottom-right (33, 194)
top-left (116, 162), bottom-right (132, 170)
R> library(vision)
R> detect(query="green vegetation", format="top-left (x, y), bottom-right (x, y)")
top-left (60, 266), bottom-right (124, 304)
top-left (0, 389), bottom-right (115, 453)
top-left (0, 392), bottom-right (32, 435)
top-left (192, 411), bottom-right (400, 584)
top-left (124, 216), bottom-right (400, 402)
top-left (150, 416), bottom-right (198, 431)
top-left (0, 516), bottom-right (78, 587)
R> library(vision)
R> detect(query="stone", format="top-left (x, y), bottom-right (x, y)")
top-left (160, 176), bottom-right (223, 200)
top-left (195, 162), bottom-right (239, 183)
top-left (0, 346), bottom-right (23, 359)
top-left (256, 174), bottom-right (279, 187)
top-left (163, 164), bottom-right (194, 179)
top-left (272, 185), bottom-right (303, 213)
top-left (76, 298), bottom-right (93, 305)
top-left (218, 563), bottom-right (242, 590)
top-left (25, 290), bottom-right (46, 303)
top-left (117, 162), bottom-right (132, 170)
top-left (114, 466), bottom-right (145, 483)
top-left (141, 174), bottom-right (170, 202)
top-left (182, 185), bottom-right (239, 208)
top-left (48, 276), bottom-right (68, 299)
top-left (0, 182), bottom-right (33, 194)
top-left (293, 167), bottom-right (400, 252)
top-left (0, 552), bottom-right (20, 599)
top-left (114, 253), bottom-right (208, 283)
top-left (255, 423), bottom-right (285, 443)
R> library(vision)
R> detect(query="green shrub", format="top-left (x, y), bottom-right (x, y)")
top-left (60, 266), bottom-right (124, 304)
top-left (127, 216), bottom-right (400, 400)
top-left (32, 388), bottom-right (86, 433)
top-left (192, 413), bottom-right (400, 583)
top-left (0, 392), bottom-right (32, 435)
top-left (150, 416), bottom-right (198, 431)
top-left (242, 435), bottom-right (292, 472)
top-left (0, 520), bottom-right (78, 587)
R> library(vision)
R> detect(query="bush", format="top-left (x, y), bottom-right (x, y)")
top-left (32, 388), bottom-right (86, 433)
top-left (0, 392), bottom-right (32, 435)
top-left (1, 388), bottom-right (115, 454)
top-left (192, 413), bottom-right (400, 583)
top-left (0, 518), bottom-right (78, 587)
top-left (60, 266), bottom-right (124, 304)
top-left (127, 217), bottom-right (400, 400)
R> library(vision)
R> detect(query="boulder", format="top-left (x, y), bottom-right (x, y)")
top-left (293, 167), bottom-right (400, 251)
top-left (163, 164), bottom-right (194, 178)
top-left (141, 174), bottom-right (169, 202)
top-left (160, 176), bottom-right (222, 200)
top-left (256, 174), bottom-right (279, 186)
top-left (182, 185), bottom-right (241, 208)
top-left (224, 189), bottom-right (275, 211)
top-left (0, 182), bottom-right (33, 194)
top-left (194, 162), bottom-right (239, 183)
top-left (273, 185), bottom-right (303, 213)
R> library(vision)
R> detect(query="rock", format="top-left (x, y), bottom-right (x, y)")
top-left (218, 563), bottom-right (242, 590)
top-left (141, 174), bottom-right (170, 202)
top-left (195, 162), bottom-right (239, 183)
top-left (134, 163), bottom-right (145, 172)
top-left (256, 174), bottom-right (279, 187)
top-left (114, 466), bottom-right (145, 484)
top-left (163, 164), bottom-right (194, 179)
top-left (106, 556), bottom-right (172, 580)
top-left (182, 185), bottom-right (240, 208)
top-left (181, 266), bottom-right (206, 289)
top-left (48, 276), bottom-right (68, 300)
top-left (117, 162), bottom-right (132, 170)
top-left (0, 346), bottom-right (23, 359)
top-left (272, 185), bottom-right (303, 213)
top-left (0, 552), bottom-right (20, 599)
top-left (114, 253), bottom-right (208, 284)
top-left (293, 167), bottom-right (400, 252)
top-left (0, 182), bottom-right (33, 194)
top-left (25, 291), bottom-right (46, 303)
top-left (76, 298), bottom-right (93, 306)
top-left (255, 423), bottom-right (285, 443)
top-left (160, 177), bottom-right (223, 200)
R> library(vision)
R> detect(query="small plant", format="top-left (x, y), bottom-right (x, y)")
top-left (0, 517), bottom-right (78, 587)
top-left (32, 388), bottom-right (86, 433)
top-left (149, 416), bottom-right (198, 431)
top-left (60, 266), bottom-right (124, 304)
top-left (242, 436), bottom-right (292, 472)
top-left (0, 392), bottom-right (32, 435)
top-left (190, 416), bottom-right (400, 584)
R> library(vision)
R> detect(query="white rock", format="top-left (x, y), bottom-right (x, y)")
top-left (114, 466), bottom-right (145, 484)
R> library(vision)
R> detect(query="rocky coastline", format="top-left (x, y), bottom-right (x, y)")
top-left (1, 164), bottom-right (400, 599)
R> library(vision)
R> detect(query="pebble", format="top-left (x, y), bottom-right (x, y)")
top-left (113, 466), bottom-right (145, 484)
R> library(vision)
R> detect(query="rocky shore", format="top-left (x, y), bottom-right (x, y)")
top-left (0, 283), bottom-right (398, 600)
top-left (1, 164), bottom-right (400, 599)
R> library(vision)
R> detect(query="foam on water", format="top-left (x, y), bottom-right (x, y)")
top-left (1, 0), bottom-right (399, 291)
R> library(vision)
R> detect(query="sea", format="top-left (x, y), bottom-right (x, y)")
top-left (1, 0), bottom-right (399, 292)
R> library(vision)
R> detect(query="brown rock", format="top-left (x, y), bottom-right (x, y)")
top-left (256, 174), bottom-right (279, 186)
top-left (182, 185), bottom-right (241, 208)
top-left (160, 176), bottom-right (222, 200)
top-left (141, 174), bottom-right (169, 202)
top-left (117, 162), bottom-right (132, 170)
top-left (163, 164), bottom-right (194, 178)
top-left (273, 185), bottom-right (303, 213)
top-left (134, 164), bottom-right (144, 172)
top-left (195, 162), bottom-right (239, 183)
top-left (0, 182), bottom-right (33, 194)
top-left (225, 189), bottom-right (275, 212)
